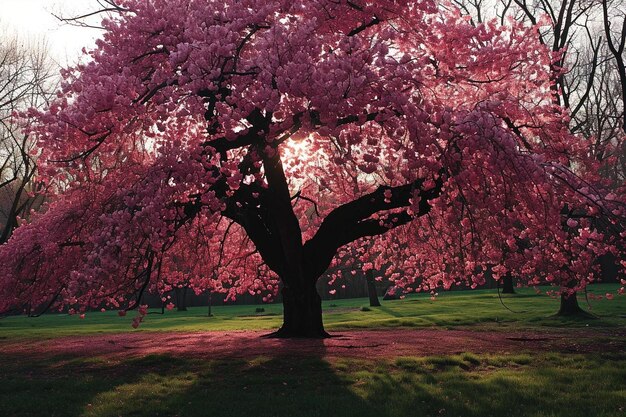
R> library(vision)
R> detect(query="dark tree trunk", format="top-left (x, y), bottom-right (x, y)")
top-left (501, 273), bottom-right (516, 294)
top-left (175, 287), bottom-right (188, 311)
top-left (557, 291), bottom-right (586, 316)
top-left (205, 111), bottom-right (444, 338)
top-left (272, 282), bottom-right (328, 338)
top-left (366, 270), bottom-right (381, 307)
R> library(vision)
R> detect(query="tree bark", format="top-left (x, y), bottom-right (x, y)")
top-left (270, 282), bottom-right (328, 338)
top-left (501, 273), bottom-right (516, 294)
top-left (557, 291), bottom-right (586, 316)
top-left (201, 110), bottom-right (444, 338)
top-left (175, 287), bottom-right (188, 311)
top-left (366, 270), bottom-right (381, 307)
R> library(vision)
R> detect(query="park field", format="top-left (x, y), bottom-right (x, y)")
top-left (1, 284), bottom-right (625, 339)
top-left (1, 284), bottom-right (625, 417)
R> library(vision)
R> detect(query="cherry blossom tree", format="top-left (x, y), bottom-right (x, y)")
top-left (505, 0), bottom-right (626, 310)
top-left (0, 0), bottom-right (623, 336)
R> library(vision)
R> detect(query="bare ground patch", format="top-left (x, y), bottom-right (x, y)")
top-left (1, 328), bottom-right (624, 362)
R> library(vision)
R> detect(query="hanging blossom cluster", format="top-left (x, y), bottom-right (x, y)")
top-left (0, 0), bottom-right (623, 318)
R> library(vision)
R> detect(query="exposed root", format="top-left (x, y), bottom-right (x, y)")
top-left (551, 309), bottom-right (598, 319)
top-left (262, 327), bottom-right (332, 339)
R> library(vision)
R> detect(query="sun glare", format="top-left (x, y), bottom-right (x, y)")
top-left (281, 136), bottom-right (314, 165)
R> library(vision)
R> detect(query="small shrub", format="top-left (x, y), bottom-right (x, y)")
top-left (255, 307), bottom-right (265, 313)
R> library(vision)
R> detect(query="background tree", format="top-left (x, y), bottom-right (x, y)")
top-left (454, 0), bottom-right (626, 309)
top-left (601, 0), bottom-right (626, 134)
top-left (0, 0), bottom-right (623, 337)
top-left (0, 30), bottom-right (54, 244)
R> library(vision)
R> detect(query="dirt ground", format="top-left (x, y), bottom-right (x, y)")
top-left (1, 328), bottom-right (624, 361)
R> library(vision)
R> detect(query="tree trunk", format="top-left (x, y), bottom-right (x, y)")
top-left (366, 270), bottom-right (381, 307)
top-left (272, 282), bottom-right (328, 338)
top-left (557, 291), bottom-right (586, 315)
top-left (501, 273), bottom-right (516, 294)
top-left (175, 287), bottom-right (188, 311)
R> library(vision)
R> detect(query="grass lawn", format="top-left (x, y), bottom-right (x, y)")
top-left (0, 283), bottom-right (624, 417)
top-left (1, 350), bottom-right (624, 417)
top-left (0, 283), bottom-right (624, 339)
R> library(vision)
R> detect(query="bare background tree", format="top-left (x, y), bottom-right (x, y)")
top-left (0, 28), bottom-right (56, 243)
top-left (601, 0), bottom-right (626, 134)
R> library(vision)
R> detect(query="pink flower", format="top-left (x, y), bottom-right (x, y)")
top-left (131, 316), bottom-right (143, 329)
top-left (0, 0), bottom-right (620, 335)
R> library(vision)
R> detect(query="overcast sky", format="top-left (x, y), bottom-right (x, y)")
top-left (1, 0), bottom-right (102, 66)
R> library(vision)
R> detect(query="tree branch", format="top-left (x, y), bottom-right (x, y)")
top-left (302, 174), bottom-right (444, 281)
top-left (348, 17), bottom-right (382, 37)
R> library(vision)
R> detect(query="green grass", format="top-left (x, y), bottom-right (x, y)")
top-left (0, 351), bottom-right (624, 417)
top-left (0, 283), bottom-right (624, 417)
top-left (0, 283), bottom-right (624, 339)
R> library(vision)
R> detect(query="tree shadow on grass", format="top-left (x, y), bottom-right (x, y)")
top-left (1, 343), bottom-right (624, 417)
top-left (81, 339), bottom-right (385, 417)
top-left (376, 305), bottom-right (409, 318)
top-left (2, 340), bottom-right (377, 417)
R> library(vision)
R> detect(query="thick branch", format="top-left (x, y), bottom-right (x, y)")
top-left (341, 211), bottom-right (413, 243)
top-left (221, 184), bottom-right (285, 275)
top-left (260, 146), bottom-right (306, 283)
top-left (202, 110), bottom-right (377, 156)
top-left (302, 175), bottom-right (444, 281)
top-left (348, 17), bottom-right (381, 37)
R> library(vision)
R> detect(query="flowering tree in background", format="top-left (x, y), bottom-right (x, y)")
top-left (0, 0), bottom-right (623, 337)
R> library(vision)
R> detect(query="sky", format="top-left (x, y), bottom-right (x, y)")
top-left (0, 0), bottom-right (102, 66)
